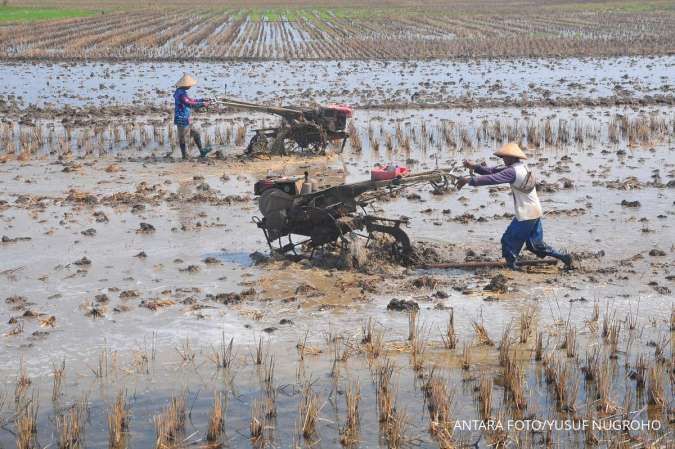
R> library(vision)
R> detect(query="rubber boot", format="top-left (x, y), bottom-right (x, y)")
top-left (542, 247), bottom-right (574, 269)
top-left (179, 144), bottom-right (187, 160)
top-left (194, 133), bottom-right (211, 158)
top-left (504, 255), bottom-right (521, 271)
top-left (506, 259), bottom-right (523, 271)
top-left (557, 252), bottom-right (574, 269)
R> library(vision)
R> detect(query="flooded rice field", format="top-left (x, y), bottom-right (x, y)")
top-left (0, 59), bottom-right (673, 449)
top-left (0, 56), bottom-right (673, 109)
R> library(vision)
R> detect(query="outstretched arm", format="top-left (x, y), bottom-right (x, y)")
top-left (469, 165), bottom-right (516, 186)
top-left (474, 165), bottom-right (508, 175)
top-left (458, 160), bottom-right (514, 189)
top-left (463, 159), bottom-right (509, 175)
top-left (181, 94), bottom-right (205, 108)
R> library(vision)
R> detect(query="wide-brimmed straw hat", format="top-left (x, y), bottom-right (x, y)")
top-left (494, 143), bottom-right (527, 160)
top-left (175, 73), bottom-right (197, 88)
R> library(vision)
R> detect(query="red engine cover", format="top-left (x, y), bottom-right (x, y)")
top-left (326, 104), bottom-right (353, 117)
top-left (254, 177), bottom-right (302, 196)
top-left (371, 165), bottom-right (409, 181)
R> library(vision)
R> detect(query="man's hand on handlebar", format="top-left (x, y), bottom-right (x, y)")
top-left (455, 176), bottom-right (469, 190)
top-left (463, 159), bottom-right (478, 170)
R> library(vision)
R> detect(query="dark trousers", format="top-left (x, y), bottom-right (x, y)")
top-left (177, 125), bottom-right (203, 151)
top-left (501, 218), bottom-right (564, 266)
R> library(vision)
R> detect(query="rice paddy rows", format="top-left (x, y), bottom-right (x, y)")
top-left (0, 7), bottom-right (672, 60)
top-left (0, 111), bottom-right (672, 161)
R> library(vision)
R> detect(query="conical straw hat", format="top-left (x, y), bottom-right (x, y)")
top-left (494, 143), bottom-right (527, 159)
top-left (175, 73), bottom-right (197, 88)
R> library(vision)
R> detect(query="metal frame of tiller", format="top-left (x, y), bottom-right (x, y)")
top-left (213, 97), bottom-right (351, 156)
top-left (253, 169), bottom-right (459, 263)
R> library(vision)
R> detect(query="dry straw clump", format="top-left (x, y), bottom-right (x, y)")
top-left (339, 380), bottom-right (361, 447)
top-left (376, 358), bottom-right (396, 423)
top-left (408, 309), bottom-right (418, 342)
top-left (361, 318), bottom-right (373, 345)
top-left (57, 399), bottom-right (88, 449)
top-left (472, 320), bottom-right (494, 346)
top-left (154, 395), bottom-right (186, 449)
top-left (410, 327), bottom-right (427, 373)
top-left (52, 360), bottom-right (66, 402)
top-left (254, 336), bottom-right (267, 366)
top-left (440, 310), bottom-right (457, 350)
top-left (365, 325), bottom-right (385, 361)
top-left (348, 122), bottom-right (362, 152)
top-left (423, 368), bottom-right (455, 447)
top-left (15, 361), bottom-right (31, 404)
top-left (16, 394), bottom-right (38, 449)
top-left (211, 333), bottom-right (235, 370)
top-left (519, 307), bottom-right (534, 343)
top-left (90, 346), bottom-right (113, 378)
top-left (646, 364), bottom-right (665, 408)
top-left (595, 356), bottom-right (619, 415)
top-left (375, 358), bottom-right (408, 449)
top-left (108, 391), bottom-right (129, 449)
top-left (503, 354), bottom-right (528, 412)
top-left (477, 375), bottom-right (493, 421)
top-left (298, 382), bottom-right (321, 439)
top-left (207, 392), bottom-right (226, 442)
top-left (250, 398), bottom-right (265, 443)
top-left (534, 331), bottom-right (544, 362)
top-left (543, 354), bottom-right (580, 413)
top-left (175, 338), bottom-right (196, 364)
top-left (461, 343), bottom-right (471, 371)
top-left (296, 330), bottom-right (322, 361)
top-left (498, 323), bottom-right (513, 367)
top-left (633, 354), bottom-right (647, 390)
top-left (384, 409), bottom-right (408, 449)
top-left (331, 337), bottom-right (352, 379)
top-left (260, 356), bottom-right (277, 421)
top-left (563, 326), bottom-right (577, 359)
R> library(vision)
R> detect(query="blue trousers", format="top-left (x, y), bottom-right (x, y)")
top-left (501, 218), bottom-right (564, 266)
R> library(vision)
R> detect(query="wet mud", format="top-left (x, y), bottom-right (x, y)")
top-left (0, 60), bottom-right (673, 449)
top-left (0, 56), bottom-right (672, 110)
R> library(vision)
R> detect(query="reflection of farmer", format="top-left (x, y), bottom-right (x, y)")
top-left (456, 143), bottom-right (573, 270)
top-left (173, 74), bottom-right (211, 159)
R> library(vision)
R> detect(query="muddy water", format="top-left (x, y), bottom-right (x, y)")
top-left (0, 103), bottom-right (673, 448)
top-left (0, 56), bottom-right (673, 108)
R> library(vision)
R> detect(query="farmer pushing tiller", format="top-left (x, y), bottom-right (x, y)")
top-left (170, 73), bottom-right (212, 160)
top-left (252, 152), bottom-right (575, 270)
top-left (455, 143), bottom-right (574, 270)
top-left (211, 97), bottom-right (352, 156)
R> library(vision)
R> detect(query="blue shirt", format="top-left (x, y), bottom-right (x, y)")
top-left (173, 87), bottom-right (204, 126)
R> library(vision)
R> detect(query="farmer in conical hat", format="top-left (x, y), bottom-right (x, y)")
top-left (172, 74), bottom-right (211, 159)
top-left (456, 143), bottom-right (573, 270)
